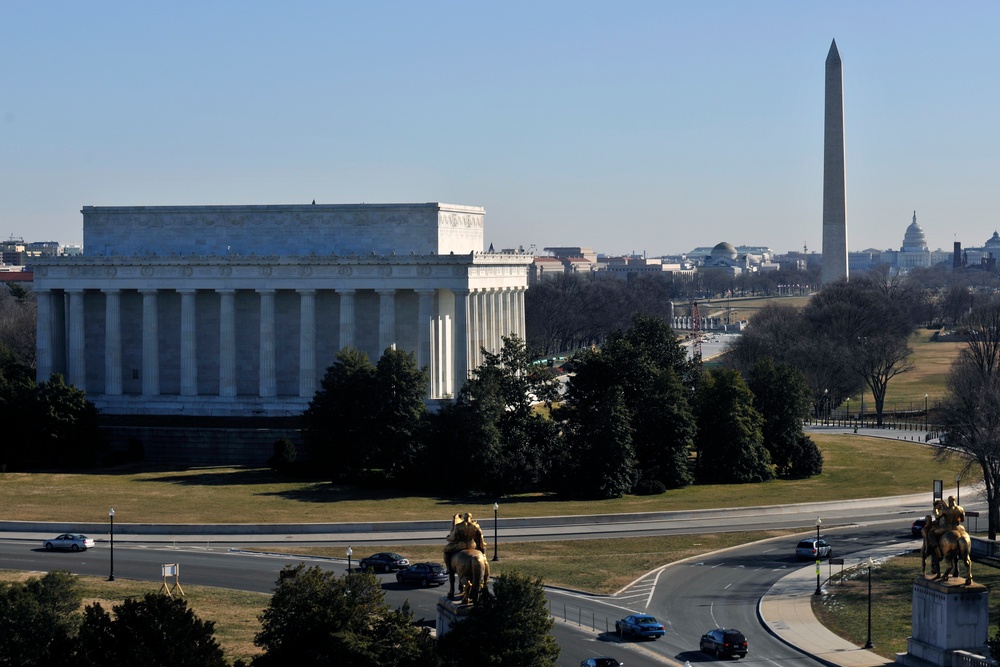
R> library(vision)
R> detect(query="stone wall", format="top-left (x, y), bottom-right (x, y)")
top-left (101, 425), bottom-right (306, 466)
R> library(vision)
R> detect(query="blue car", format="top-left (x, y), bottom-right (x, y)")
top-left (615, 614), bottom-right (666, 640)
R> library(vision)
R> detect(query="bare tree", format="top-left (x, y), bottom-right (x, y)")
top-left (939, 299), bottom-right (1000, 539)
top-left (854, 334), bottom-right (915, 426)
top-left (0, 283), bottom-right (36, 369)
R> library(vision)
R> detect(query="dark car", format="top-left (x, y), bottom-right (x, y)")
top-left (912, 517), bottom-right (927, 538)
top-left (581, 658), bottom-right (623, 667)
top-left (700, 627), bottom-right (748, 659)
top-left (359, 552), bottom-right (410, 573)
top-left (795, 538), bottom-right (833, 561)
top-left (396, 562), bottom-right (448, 587)
top-left (615, 614), bottom-right (665, 640)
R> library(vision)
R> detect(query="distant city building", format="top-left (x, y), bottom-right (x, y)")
top-left (847, 212), bottom-right (950, 273)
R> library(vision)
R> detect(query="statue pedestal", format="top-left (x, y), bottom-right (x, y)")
top-left (436, 596), bottom-right (473, 636)
top-left (895, 576), bottom-right (988, 667)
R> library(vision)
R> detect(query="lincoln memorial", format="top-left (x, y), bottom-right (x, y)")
top-left (32, 202), bottom-right (531, 425)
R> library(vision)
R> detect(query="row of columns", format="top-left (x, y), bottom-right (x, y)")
top-left (37, 285), bottom-right (527, 401)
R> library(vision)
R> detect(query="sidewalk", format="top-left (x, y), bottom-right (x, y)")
top-left (759, 543), bottom-right (913, 667)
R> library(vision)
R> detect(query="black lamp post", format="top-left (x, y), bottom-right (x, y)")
top-left (925, 394), bottom-right (929, 430)
top-left (492, 502), bottom-right (499, 562)
top-left (108, 507), bottom-right (115, 582)
top-left (346, 546), bottom-right (352, 573)
top-left (864, 557), bottom-right (874, 649)
top-left (814, 517), bottom-right (822, 595)
top-left (956, 474), bottom-right (961, 507)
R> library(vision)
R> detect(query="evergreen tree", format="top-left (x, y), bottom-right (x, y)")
top-left (746, 359), bottom-right (822, 477)
top-left (559, 385), bottom-right (636, 498)
top-left (438, 571), bottom-right (559, 667)
top-left (303, 347), bottom-right (378, 481)
top-left (75, 593), bottom-right (226, 667)
top-left (694, 368), bottom-right (774, 484)
top-left (0, 571), bottom-right (81, 667)
top-left (253, 565), bottom-right (438, 667)
top-left (374, 348), bottom-right (428, 479)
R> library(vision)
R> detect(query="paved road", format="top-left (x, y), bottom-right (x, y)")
top-left (1, 493), bottom-right (966, 667)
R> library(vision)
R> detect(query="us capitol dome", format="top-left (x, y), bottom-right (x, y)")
top-left (901, 211), bottom-right (928, 252)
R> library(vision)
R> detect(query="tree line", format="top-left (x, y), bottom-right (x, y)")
top-left (304, 314), bottom-right (823, 498)
top-left (0, 567), bottom-right (558, 667)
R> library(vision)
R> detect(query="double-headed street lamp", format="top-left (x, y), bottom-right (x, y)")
top-left (108, 507), bottom-right (115, 582)
top-left (492, 502), bottom-right (499, 562)
top-left (814, 517), bottom-right (822, 596)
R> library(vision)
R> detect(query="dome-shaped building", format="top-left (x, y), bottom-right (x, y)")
top-left (901, 211), bottom-right (928, 252)
top-left (710, 242), bottom-right (738, 261)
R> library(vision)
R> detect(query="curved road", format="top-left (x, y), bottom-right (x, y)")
top-left (0, 496), bottom-right (960, 667)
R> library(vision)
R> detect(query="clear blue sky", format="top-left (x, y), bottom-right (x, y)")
top-left (3, 2), bottom-right (1000, 256)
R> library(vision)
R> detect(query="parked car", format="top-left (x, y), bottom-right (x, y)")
top-left (615, 614), bottom-right (665, 640)
top-left (396, 562), bottom-right (448, 587)
top-left (581, 658), bottom-right (623, 667)
top-left (359, 552), bottom-right (410, 573)
top-left (912, 517), bottom-right (927, 538)
top-left (43, 534), bottom-right (95, 552)
top-left (795, 538), bottom-right (833, 560)
top-left (700, 627), bottom-right (748, 659)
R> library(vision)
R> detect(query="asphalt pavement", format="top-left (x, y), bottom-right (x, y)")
top-left (0, 426), bottom-right (955, 666)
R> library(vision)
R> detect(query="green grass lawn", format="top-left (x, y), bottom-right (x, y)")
top-left (814, 552), bottom-right (1000, 661)
top-left (0, 435), bottom-right (962, 524)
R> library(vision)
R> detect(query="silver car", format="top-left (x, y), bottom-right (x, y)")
top-left (43, 534), bottom-right (95, 552)
top-left (795, 538), bottom-right (832, 560)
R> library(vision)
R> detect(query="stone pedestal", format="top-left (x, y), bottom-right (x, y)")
top-left (436, 596), bottom-right (473, 636)
top-left (896, 576), bottom-right (988, 667)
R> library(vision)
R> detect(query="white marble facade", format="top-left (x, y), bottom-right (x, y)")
top-left (33, 203), bottom-right (530, 417)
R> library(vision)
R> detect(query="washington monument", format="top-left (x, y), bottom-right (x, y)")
top-left (821, 39), bottom-right (848, 285)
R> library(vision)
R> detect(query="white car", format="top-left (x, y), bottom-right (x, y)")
top-left (43, 534), bottom-right (95, 552)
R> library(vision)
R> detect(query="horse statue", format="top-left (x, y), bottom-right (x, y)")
top-left (449, 547), bottom-right (490, 604)
top-left (937, 526), bottom-right (973, 585)
top-left (444, 512), bottom-right (490, 603)
top-left (921, 504), bottom-right (973, 585)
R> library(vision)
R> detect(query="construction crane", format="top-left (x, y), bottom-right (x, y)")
top-left (690, 301), bottom-right (703, 362)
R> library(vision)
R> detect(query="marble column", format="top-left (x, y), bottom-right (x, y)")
top-left (298, 289), bottom-right (316, 398)
top-left (468, 289), bottom-right (481, 370)
top-left (338, 289), bottom-right (356, 350)
top-left (103, 289), bottom-right (122, 395)
top-left (218, 289), bottom-right (237, 397)
top-left (258, 289), bottom-right (276, 398)
top-left (416, 288), bottom-right (435, 396)
top-left (179, 289), bottom-right (198, 397)
top-left (67, 289), bottom-right (86, 390)
top-left (453, 289), bottom-right (469, 390)
top-left (378, 289), bottom-right (396, 353)
top-left (35, 289), bottom-right (52, 382)
top-left (140, 289), bottom-right (159, 396)
top-left (517, 288), bottom-right (526, 340)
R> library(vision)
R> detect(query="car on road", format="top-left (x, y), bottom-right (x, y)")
top-left (615, 614), bottom-right (665, 640)
top-left (795, 538), bottom-right (833, 560)
top-left (912, 517), bottom-right (927, 538)
top-left (581, 658), bottom-right (623, 667)
top-left (359, 552), bottom-right (410, 573)
top-left (700, 627), bottom-right (748, 659)
top-left (43, 534), bottom-right (95, 552)
top-left (395, 562), bottom-right (448, 587)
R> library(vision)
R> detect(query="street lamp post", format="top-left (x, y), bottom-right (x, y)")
top-left (925, 394), bottom-right (929, 430)
top-left (823, 389), bottom-right (829, 424)
top-left (347, 546), bottom-right (353, 573)
top-left (492, 502), bottom-right (499, 562)
top-left (814, 517), bottom-right (822, 596)
top-left (864, 557), bottom-right (874, 649)
top-left (956, 474), bottom-right (961, 506)
top-left (846, 397), bottom-right (850, 426)
top-left (108, 507), bottom-right (115, 582)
